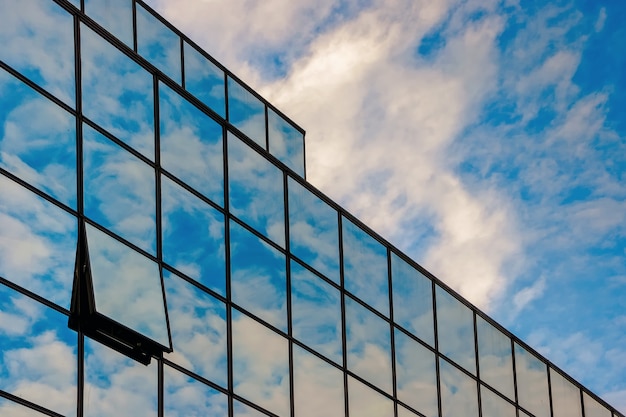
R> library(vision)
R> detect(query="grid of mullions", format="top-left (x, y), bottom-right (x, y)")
top-left (0, 0), bottom-right (623, 417)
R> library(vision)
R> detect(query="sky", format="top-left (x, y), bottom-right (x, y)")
top-left (142, 0), bottom-right (626, 411)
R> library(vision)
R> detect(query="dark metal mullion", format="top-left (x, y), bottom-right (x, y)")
top-left (338, 214), bottom-right (349, 417)
top-left (179, 37), bottom-right (185, 89)
top-left (432, 279), bottom-right (443, 417)
top-left (387, 247), bottom-right (398, 417)
top-left (283, 172), bottom-right (295, 417)
top-left (132, 0), bottom-right (138, 53)
top-left (511, 339), bottom-right (520, 416)
top-left (223, 124), bottom-right (234, 417)
top-left (157, 359), bottom-right (164, 417)
top-left (547, 365), bottom-right (554, 417)
top-left (0, 390), bottom-right (64, 417)
top-left (264, 104), bottom-right (270, 152)
top-left (0, 278), bottom-right (69, 316)
top-left (474, 312), bottom-right (482, 417)
top-left (580, 387), bottom-right (586, 417)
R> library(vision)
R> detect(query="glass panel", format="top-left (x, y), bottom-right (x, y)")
top-left (161, 176), bottom-right (226, 295)
top-left (267, 109), bottom-right (304, 177)
top-left (391, 253), bottom-right (434, 346)
top-left (0, 284), bottom-right (77, 416)
top-left (159, 81), bottom-right (224, 206)
top-left (136, 4), bottom-right (181, 84)
top-left (476, 315), bottom-right (514, 399)
top-left (342, 217), bottom-right (389, 315)
top-left (81, 24), bottom-right (155, 159)
top-left (480, 385), bottom-right (516, 417)
top-left (293, 345), bottom-right (344, 417)
top-left (583, 391), bottom-right (612, 417)
top-left (86, 224), bottom-right (170, 348)
top-left (83, 123), bottom-right (156, 254)
top-left (435, 286), bottom-right (476, 373)
top-left (290, 261), bottom-right (342, 364)
top-left (84, 0), bottom-right (133, 47)
top-left (183, 42), bottom-right (225, 118)
top-left (230, 221), bottom-right (287, 332)
top-left (0, 175), bottom-right (76, 309)
top-left (0, 0), bottom-right (75, 106)
top-left (345, 296), bottom-right (392, 394)
top-left (163, 270), bottom-right (227, 387)
top-left (232, 310), bottom-right (290, 417)
top-left (394, 329), bottom-right (438, 417)
top-left (227, 77), bottom-right (266, 147)
top-left (550, 368), bottom-right (583, 417)
top-left (0, 398), bottom-right (48, 417)
top-left (398, 404), bottom-right (420, 417)
top-left (228, 132), bottom-right (285, 247)
top-left (287, 177), bottom-right (340, 284)
top-left (0, 69), bottom-right (76, 208)
top-left (163, 364), bottom-right (229, 416)
top-left (84, 337), bottom-right (157, 416)
top-left (347, 376), bottom-right (394, 417)
top-left (233, 400), bottom-right (271, 417)
top-left (514, 343), bottom-right (550, 417)
top-left (439, 358), bottom-right (479, 417)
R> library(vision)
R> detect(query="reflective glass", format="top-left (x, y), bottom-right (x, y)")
top-left (83, 124), bottom-right (156, 254)
top-left (291, 261), bottom-right (342, 364)
top-left (0, 398), bottom-right (48, 417)
top-left (288, 177), bottom-right (340, 284)
top-left (476, 315), bottom-right (514, 399)
top-left (233, 400), bottom-right (270, 417)
top-left (439, 358), bottom-right (479, 417)
top-left (136, 4), bottom-right (181, 84)
top-left (0, 284), bottom-right (77, 416)
top-left (230, 221), bottom-right (287, 332)
top-left (232, 310), bottom-right (290, 417)
top-left (159, 81), bottom-right (224, 206)
top-left (347, 376), bottom-right (394, 417)
top-left (480, 385), bottom-right (516, 417)
top-left (0, 69), bottom-right (76, 208)
top-left (391, 253), bottom-right (434, 346)
top-left (0, 175), bottom-right (76, 309)
top-left (435, 285), bottom-right (476, 373)
top-left (162, 176), bottom-right (226, 295)
top-left (163, 364), bottom-right (228, 416)
top-left (550, 368), bottom-right (583, 417)
top-left (163, 270), bottom-right (227, 388)
top-left (514, 343), bottom-right (550, 417)
top-left (86, 224), bottom-right (170, 348)
top-left (267, 109), bottom-right (304, 177)
top-left (228, 132), bottom-right (285, 247)
top-left (342, 217), bottom-right (389, 315)
top-left (293, 345), bottom-right (344, 417)
top-left (81, 24), bottom-right (155, 159)
top-left (397, 405), bottom-right (421, 417)
top-left (183, 42), bottom-right (225, 117)
top-left (394, 329), bottom-right (437, 417)
top-left (227, 77), bottom-right (266, 147)
top-left (84, 0), bottom-right (133, 47)
top-left (345, 296), bottom-right (392, 393)
top-left (583, 391), bottom-right (612, 417)
top-left (0, 0), bottom-right (75, 106)
top-left (84, 337), bottom-right (157, 416)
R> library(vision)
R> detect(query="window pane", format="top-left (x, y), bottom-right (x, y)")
top-left (291, 261), bottom-right (342, 364)
top-left (162, 176), bottom-right (226, 296)
top-left (0, 68), bottom-right (76, 208)
top-left (439, 358), bottom-right (478, 417)
top-left (288, 177), bottom-right (340, 284)
top-left (293, 345), bottom-right (344, 417)
top-left (81, 24), bottom-right (155, 159)
top-left (0, 0), bottom-right (75, 106)
top-left (163, 271), bottom-right (227, 388)
top-left (476, 315), bottom-right (514, 399)
top-left (83, 124), bottom-right (156, 254)
top-left (584, 391), bottom-right (612, 417)
top-left (136, 4), bottom-right (181, 84)
top-left (391, 253), bottom-right (434, 346)
top-left (345, 296), bottom-right (392, 394)
top-left (183, 42), bottom-right (225, 118)
top-left (228, 132), bottom-right (285, 247)
top-left (550, 368), bottom-right (583, 417)
top-left (480, 385), bottom-right (516, 417)
top-left (0, 175), bottom-right (76, 309)
top-left (514, 343), bottom-right (550, 417)
top-left (347, 376), bottom-right (394, 417)
top-left (0, 284), bottom-right (77, 417)
top-left (227, 77), bottom-right (266, 147)
top-left (0, 398), bottom-right (49, 417)
top-left (436, 286), bottom-right (476, 373)
top-left (159, 81), bottom-right (224, 206)
top-left (233, 400), bottom-right (271, 417)
top-left (86, 224), bottom-right (170, 348)
top-left (394, 329), bottom-right (438, 417)
top-left (342, 218), bottom-right (389, 315)
top-left (84, 0), bottom-right (133, 47)
top-left (267, 109), bottom-right (304, 177)
top-left (163, 364), bottom-right (228, 416)
top-left (230, 221), bottom-right (287, 332)
top-left (232, 311), bottom-right (290, 417)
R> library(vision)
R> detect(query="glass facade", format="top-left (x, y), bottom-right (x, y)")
top-left (0, 1), bottom-right (622, 416)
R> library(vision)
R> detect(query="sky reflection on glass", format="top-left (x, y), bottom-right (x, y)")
top-left (439, 358), bottom-right (478, 417)
top-left (584, 391), bottom-right (613, 417)
top-left (476, 314), bottom-right (514, 399)
top-left (136, 4), bottom-right (181, 84)
top-left (163, 363), bottom-right (228, 416)
top-left (183, 41), bottom-right (226, 118)
top-left (550, 368), bottom-right (583, 417)
top-left (514, 342), bottom-right (550, 417)
top-left (227, 77), bottom-right (266, 147)
top-left (480, 385), bottom-right (516, 417)
top-left (233, 400), bottom-right (270, 417)
top-left (348, 375), bottom-right (394, 417)
top-left (84, 0), bottom-right (133, 48)
top-left (267, 109), bottom-right (304, 177)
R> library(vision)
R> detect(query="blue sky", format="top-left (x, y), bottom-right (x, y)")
top-left (145, 0), bottom-right (626, 411)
